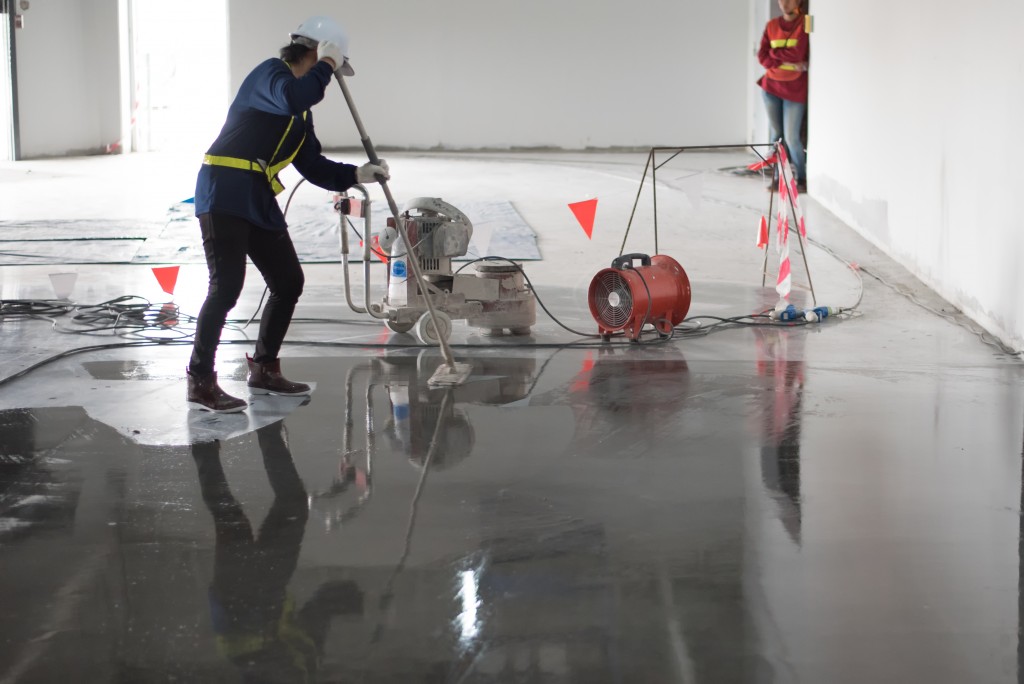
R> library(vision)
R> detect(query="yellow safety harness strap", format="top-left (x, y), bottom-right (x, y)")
top-left (202, 154), bottom-right (262, 173)
top-left (264, 112), bottom-right (307, 194)
top-left (202, 111), bottom-right (308, 196)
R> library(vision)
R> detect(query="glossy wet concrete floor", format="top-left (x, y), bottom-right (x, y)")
top-left (2, 152), bottom-right (1024, 683)
top-left (1, 341), bottom-right (1022, 683)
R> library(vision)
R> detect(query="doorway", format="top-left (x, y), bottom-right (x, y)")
top-left (126, 0), bottom-right (227, 155)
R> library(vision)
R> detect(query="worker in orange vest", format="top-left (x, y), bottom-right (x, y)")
top-left (757, 0), bottom-right (809, 191)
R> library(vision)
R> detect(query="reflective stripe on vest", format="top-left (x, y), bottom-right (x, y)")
top-left (765, 17), bottom-right (805, 82)
top-left (202, 111), bottom-right (308, 196)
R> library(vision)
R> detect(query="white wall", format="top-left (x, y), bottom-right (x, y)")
top-left (745, 0), bottom-right (776, 144)
top-left (11, 0), bottom-right (753, 157)
top-left (227, 0), bottom-right (750, 150)
top-left (15, 0), bottom-right (120, 158)
top-left (808, 0), bottom-right (1024, 349)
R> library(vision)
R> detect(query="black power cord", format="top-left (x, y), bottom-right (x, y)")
top-left (1, 249), bottom-right (829, 389)
top-left (0, 217), bottom-right (868, 389)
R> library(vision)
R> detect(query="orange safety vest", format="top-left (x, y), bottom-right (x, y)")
top-left (765, 15), bottom-right (806, 82)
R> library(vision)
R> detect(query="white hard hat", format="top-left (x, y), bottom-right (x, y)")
top-left (290, 16), bottom-right (354, 76)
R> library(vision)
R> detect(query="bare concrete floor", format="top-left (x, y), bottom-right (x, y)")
top-left (1, 151), bottom-right (1022, 683)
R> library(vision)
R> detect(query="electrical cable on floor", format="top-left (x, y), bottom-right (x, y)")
top-left (0, 299), bottom-right (75, 319)
top-left (0, 198), bottom-right (872, 383)
top-left (857, 262), bottom-right (1019, 356)
top-left (797, 226), bottom-right (1017, 356)
top-left (21, 190), bottom-right (1012, 389)
top-left (0, 301), bottom-right (814, 389)
top-left (674, 313), bottom-right (812, 339)
top-left (696, 174), bottom-right (1002, 348)
top-left (11, 154), bottom-right (1015, 384)
top-left (0, 160), bottom-right (886, 397)
top-left (0, 241), bottom-right (836, 389)
top-left (799, 232), bottom-right (864, 314)
top-left (806, 225), bottom-right (1017, 354)
top-left (0, 336), bottom-right (673, 389)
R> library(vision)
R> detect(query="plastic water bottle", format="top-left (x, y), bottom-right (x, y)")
top-left (388, 252), bottom-right (408, 307)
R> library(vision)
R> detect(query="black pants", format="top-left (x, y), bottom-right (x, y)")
top-left (189, 213), bottom-right (304, 376)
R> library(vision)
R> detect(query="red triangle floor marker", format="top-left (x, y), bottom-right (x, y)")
top-left (757, 216), bottom-right (768, 248)
top-left (152, 266), bottom-right (180, 295)
top-left (568, 198), bottom-right (598, 239)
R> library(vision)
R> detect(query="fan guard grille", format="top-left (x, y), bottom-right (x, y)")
top-left (593, 271), bottom-right (633, 328)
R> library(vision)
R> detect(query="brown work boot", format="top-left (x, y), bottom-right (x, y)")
top-left (186, 368), bottom-right (248, 413)
top-left (246, 355), bottom-right (311, 396)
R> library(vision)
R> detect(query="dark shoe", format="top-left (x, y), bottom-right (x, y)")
top-left (187, 369), bottom-right (248, 413)
top-left (246, 355), bottom-right (311, 396)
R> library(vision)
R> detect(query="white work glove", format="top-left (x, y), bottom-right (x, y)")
top-left (356, 159), bottom-right (390, 184)
top-left (317, 40), bottom-right (344, 72)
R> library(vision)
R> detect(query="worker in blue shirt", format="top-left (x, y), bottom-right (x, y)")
top-left (187, 16), bottom-right (388, 413)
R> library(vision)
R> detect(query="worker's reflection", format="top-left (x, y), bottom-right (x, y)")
top-left (190, 420), bottom-right (362, 682)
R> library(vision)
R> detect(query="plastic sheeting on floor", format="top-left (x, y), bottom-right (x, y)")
top-left (135, 198), bottom-right (542, 264)
top-left (0, 199), bottom-right (542, 265)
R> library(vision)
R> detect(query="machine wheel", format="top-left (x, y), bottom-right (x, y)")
top-left (385, 319), bottom-right (415, 334)
top-left (414, 310), bottom-right (452, 345)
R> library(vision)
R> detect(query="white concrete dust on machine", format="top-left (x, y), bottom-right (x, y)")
top-left (335, 192), bottom-right (537, 345)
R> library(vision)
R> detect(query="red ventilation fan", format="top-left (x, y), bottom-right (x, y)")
top-left (588, 253), bottom-right (691, 341)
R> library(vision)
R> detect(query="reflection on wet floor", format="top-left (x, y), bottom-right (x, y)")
top-left (0, 407), bottom-right (87, 543)
top-left (191, 420), bottom-right (363, 682)
top-left (1, 344), bottom-right (1023, 682)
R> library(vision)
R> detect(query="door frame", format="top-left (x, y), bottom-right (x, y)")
top-left (0, 0), bottom-right (20, 160)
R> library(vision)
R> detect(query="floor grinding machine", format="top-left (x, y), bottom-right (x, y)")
top-left (335, 183), bottom-right (536, 345)
top-left (332, 79), bottom-right (536, 349)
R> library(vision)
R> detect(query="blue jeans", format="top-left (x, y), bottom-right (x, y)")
top-left (762, 91), bottom-right (806, 182)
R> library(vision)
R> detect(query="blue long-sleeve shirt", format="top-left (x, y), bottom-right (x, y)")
top-left (194, 58), bottom-right (358, 231)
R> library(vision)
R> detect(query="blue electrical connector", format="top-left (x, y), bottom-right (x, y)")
top-left (771, 304), bottom-right (803, 321)
top-left (804, 306), bottom-right (838, 322)
top-left (770, 304), bottom-right (840, 323)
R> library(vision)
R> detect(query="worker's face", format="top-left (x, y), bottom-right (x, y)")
top-left (778, 0), bottom-right (802, 16)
